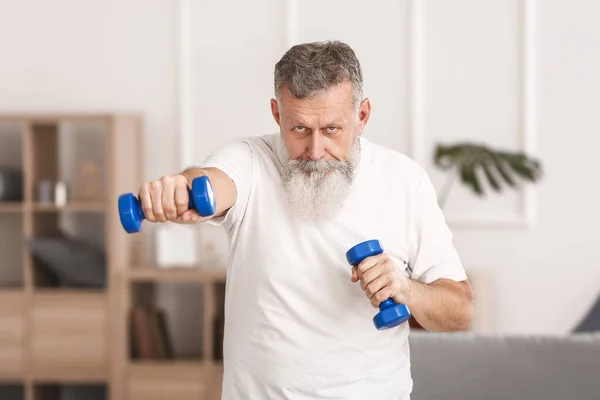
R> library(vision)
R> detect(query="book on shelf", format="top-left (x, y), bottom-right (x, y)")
top-left (130, 304), bottom-right (173, 360)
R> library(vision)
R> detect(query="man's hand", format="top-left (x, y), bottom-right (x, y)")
top-left (351, 253), bottom-right (410, 308)
top-left (351, 252), bottom-right (474, 332)
top-left (138, 174), bottom-right (204, 224)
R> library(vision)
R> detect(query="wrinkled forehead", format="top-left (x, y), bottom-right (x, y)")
top-left (279, 83), bottom-right (356, 124)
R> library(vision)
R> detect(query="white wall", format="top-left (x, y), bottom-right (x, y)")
top-left (0, 0), bottom-right (178, 180)
top-left (185, 0), bottom-right (600, 335)
top-left (454, 0), bottom-right (600, 333)
top-left (1, 0), bottom-right (599, 338)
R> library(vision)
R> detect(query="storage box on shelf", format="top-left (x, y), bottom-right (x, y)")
top-left (0, 384), bottom-right (24, 400)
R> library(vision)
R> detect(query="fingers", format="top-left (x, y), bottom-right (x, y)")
top-left (176, 209), bottom-right (202, 224)
top-left (139, 182), bottom-right (154, 222)
top-left (370, 286), bottom-right (395, 308)
top-left (150, 180), bottom-right (166, 222)
top-left (174, 175), bottom-right (190, 216)
top-left (365, 275), bottom-right (390, 301)
top-left (356, 254), bottom-right (389, 288)
top-left (161, 176), bottom-right (178, 221)
top-left (356, 253), bottom-right (387, 280)
top-left (352, 254), bottom-right (400, 307)
top-left (139, 174), bottom-right (191, 224)
top-left (360, 263), bottom-right (384, 291)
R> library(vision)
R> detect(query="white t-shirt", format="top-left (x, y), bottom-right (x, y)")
top-left (201, 133), bottom-right (467, 400)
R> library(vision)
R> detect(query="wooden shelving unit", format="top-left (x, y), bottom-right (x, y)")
top-left (128, 267), bottom-right (227, 283)
top-left (124, 266), bottom-right (226, 400)
top-left (30, 202), bottom-right (106, 212)
top-left (0, 202), bottom-right (24, 213)
top-left (0, 113), bottom-right (226, 400)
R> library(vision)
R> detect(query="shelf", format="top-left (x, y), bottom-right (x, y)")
top-left (0, 113), bottom-right (115, 123)
top-left (32, 288), bottom-right (106, 295)
top-left (128, 267), bottom-right (227, 283)
top-left (0, 288), bottom-right (25, 295)
top-left (127, 361), bottom-right (222, 400)
top-left (0, 201), bottom-right (106, 214)
top-left (31, 202), bottom-right (105, 212)
top-left (129, 359), bottom-right (207, 368)
top-left (0, 202), bottom-right (23, 213)
top-left (127, 359), bottom-right (223, 375)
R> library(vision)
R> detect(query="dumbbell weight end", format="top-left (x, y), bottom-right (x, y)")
top-left (118, 193), bottom-right (146, 234)
top-left (373, 299), bottom-right (411, 330)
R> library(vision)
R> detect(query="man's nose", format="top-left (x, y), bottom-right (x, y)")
top-left (306, 133), bottom-right (327, 160)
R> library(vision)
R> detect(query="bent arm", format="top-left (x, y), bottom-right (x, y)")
top-left (181, 166), bottom-right (238, 220)
top-left (406, 278), bottom-right (473, 332)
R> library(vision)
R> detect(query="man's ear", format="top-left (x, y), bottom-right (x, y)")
top-left (271, 98), bottom-right (281, 126)
top-left (357, 98), bottom-right (371, 135)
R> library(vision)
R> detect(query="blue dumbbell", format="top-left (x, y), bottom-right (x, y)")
top-left (346, 239), bottom-right (411, 330)
top-left (118, 175), bottom-right (216, 234)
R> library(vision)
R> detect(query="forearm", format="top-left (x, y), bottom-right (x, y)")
top-left (406, 279), bottom-right (473, 332)
top-left (181, 166), bottom-right (237, 218)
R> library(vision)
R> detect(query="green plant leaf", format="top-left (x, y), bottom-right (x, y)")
top-left (481, 159), bottom-right (501, 192)
top-left (433, 142), bottom-right (542, 197)
top-left (489, 152), bottom-right (517, 188)
top-left (499, 152), bottom-right (542, 182)
top-left (459, 161), bottom-right (483, 195)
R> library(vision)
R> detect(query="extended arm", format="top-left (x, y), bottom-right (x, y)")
top-left (137, 139), bottom-right (252, 226)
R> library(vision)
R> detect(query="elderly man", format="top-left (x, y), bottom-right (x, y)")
top-left (138, 40), bottom-right (473, 400)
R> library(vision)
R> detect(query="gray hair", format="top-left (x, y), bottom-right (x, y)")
top-left (274, 40), bottom-right (364, 109)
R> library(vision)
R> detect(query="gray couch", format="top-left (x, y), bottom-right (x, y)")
top-left (409, 331), bottom-right (600, 400)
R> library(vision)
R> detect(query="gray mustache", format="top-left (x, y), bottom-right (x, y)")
top-left (290, 159), bottom-right (349, 173)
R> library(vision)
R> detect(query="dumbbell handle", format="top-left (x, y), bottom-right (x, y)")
top-left (118, 175), bottom-right (216, 234)
top-left (126, 189), bottom-right (196, 223)
top-left (346, 240), bottom-right (396, 308)
top-left (346, 239), bottom-right (411, 329)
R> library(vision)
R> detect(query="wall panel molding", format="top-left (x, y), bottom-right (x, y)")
top-left (177, 0), bottom-right (538, 229)
top-left (177, 0), bottom-right (192, 170)
top-left (178, 0), bottom-right (298, 168)
top-left (408, 0), bottom-right (538, 228)
top-left (284, 0), bottom-right (298, 49)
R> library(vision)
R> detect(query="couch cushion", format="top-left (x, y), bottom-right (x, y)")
top-left (408, 331), bottom-right (600, 400)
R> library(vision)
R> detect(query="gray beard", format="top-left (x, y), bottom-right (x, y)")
top-left (279, 138), bottom-right (360, 222)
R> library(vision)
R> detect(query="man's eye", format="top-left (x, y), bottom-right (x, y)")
top-left (294, 126), bottom-right (306, 132)
top-left (327, 126), bottom-right (338, 133)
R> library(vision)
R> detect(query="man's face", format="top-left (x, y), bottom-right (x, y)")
top-left (271, 81), bottom-right (369, 162)
top-left (270, 81), bottom-right (371, 221)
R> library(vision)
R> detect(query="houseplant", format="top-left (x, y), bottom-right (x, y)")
top-left (433, 142), bottom-right (543, 209)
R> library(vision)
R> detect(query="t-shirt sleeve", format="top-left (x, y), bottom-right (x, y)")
top-left (199, 139), bottom-right (254, 231)
top-left (408, 168), bottom-right (468, 284)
